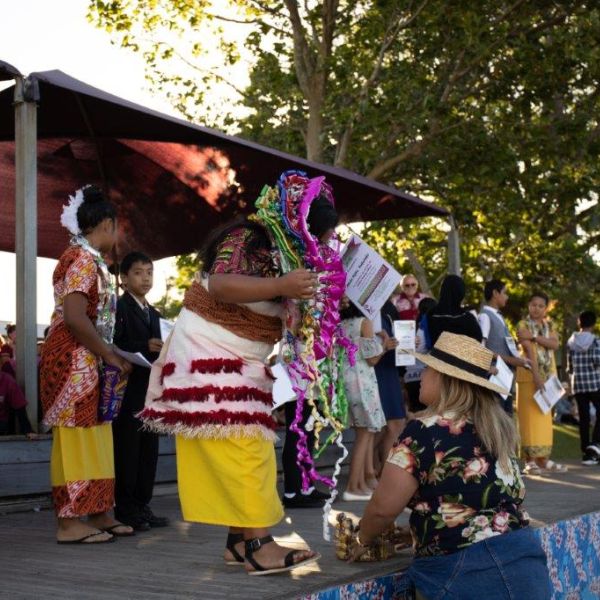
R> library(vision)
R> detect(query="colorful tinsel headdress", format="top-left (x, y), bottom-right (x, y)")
top-left (253, 170), bottom-right (356, 540)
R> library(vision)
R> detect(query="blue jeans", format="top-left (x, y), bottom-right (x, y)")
top-left (408, 527), bottom-right (551, 600)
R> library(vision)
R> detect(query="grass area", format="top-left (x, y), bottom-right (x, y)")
top-left (552, 423), bottom-right (581, 460)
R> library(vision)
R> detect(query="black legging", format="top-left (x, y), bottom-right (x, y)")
top-left (575, 391), bottom-right (600, 453)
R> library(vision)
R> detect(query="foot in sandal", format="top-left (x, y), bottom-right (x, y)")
top-left (244, 535), bottom-right (320, 576)
top-left (543, 460), bottom-right (568, 473)
top-left (88, 513), bottom-right (134, 537)
top-left (56, 518), bottom-right (114, 544)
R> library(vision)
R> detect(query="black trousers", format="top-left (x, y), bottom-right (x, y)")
top-left (575, 391), bottom-right (600, 453)
top-left (282, 400), bottom-right (315, 494)
top-left (112, 410), bottom-right (159, 518)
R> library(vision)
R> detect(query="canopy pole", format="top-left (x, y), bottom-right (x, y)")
top-left (14, 76), bottom-right (39, 431)
top-left (448, 215), bottom-right (461, 276)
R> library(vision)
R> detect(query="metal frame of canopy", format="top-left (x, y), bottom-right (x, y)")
top-left (0, 62), bottom-right (451, 431)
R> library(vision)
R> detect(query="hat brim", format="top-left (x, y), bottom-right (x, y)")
top-left (412, 351), bottom-right (509, 396)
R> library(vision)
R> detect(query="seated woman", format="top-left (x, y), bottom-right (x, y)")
top-left (351, 332), bottom-right (551, 599)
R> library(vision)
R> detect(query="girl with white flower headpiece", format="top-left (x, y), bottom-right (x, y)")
top-left (40, 185), bottom-right (133, 544)
top-left (349, 331), bottom-right (551, 599)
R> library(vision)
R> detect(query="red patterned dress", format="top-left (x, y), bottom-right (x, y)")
top-left (40, 243), bottom-right (116, 517)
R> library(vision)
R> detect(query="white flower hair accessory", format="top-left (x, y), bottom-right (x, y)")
top-left (60, 186), bottom-right (87, 235)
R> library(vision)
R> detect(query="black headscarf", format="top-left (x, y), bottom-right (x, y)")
top-left (426, 275), bottom-right (482, 347)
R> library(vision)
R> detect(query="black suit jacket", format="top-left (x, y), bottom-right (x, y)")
top-left (113, 292), bottom-right (162, 413)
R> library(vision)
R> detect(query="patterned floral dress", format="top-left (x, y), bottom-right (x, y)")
top-left (340, 317), bottom-right (386, 431)
top-left (40, 240), bottom-right (117, 517)
top-left (387, 413), bottom-right (529, 557)
top-left (516, 318), bottom-right (557, 458)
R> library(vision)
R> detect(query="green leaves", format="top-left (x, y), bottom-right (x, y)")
top-left (88, 0), bottom-right (600, 335)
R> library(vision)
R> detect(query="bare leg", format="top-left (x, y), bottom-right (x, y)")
top-left (364, 433), bottom-right (378, 489)
top-left (346, 427), bottom-right (371, 494)
top-left (242, 527), bottom-right (317, 573)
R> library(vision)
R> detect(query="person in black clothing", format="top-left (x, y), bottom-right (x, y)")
top-left (112, 252), bottom-right (168, 531)
top-left (425, 275), bottom-right (482, 348)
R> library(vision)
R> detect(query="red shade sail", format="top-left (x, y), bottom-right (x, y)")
top-left (0, 68), bottom-right (447, 260)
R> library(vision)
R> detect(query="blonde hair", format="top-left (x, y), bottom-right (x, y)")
top-left (424, 373), bottom-right (519, 471)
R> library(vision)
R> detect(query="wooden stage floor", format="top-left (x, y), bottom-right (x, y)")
top-left (1, 460), bottom-right (599, 600)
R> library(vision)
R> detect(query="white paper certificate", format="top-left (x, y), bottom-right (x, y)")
top-left (489, 356), bottom-right (514, 400)
top-left (533, 375), bottom-right (565, 415)
top-left (114, 346), bottom-right (153, 368)
top-left (394, 320), bottom-right (416, 366)
top-left (341, 234), bottom-right (402, 320)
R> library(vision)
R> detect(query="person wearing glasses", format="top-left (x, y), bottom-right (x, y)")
top-left (393, 275), bottom-right (428, 322)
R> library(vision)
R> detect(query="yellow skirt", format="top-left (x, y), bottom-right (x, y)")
top-left (50, 424), bottom-right (115, 517)
top-left (516, 368), bottom-right (553, 458)
top-left (176, 435), bottom-right (284, 528)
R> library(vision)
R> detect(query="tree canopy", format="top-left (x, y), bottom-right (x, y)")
top-left (89, 0), bottom-right (600, 344)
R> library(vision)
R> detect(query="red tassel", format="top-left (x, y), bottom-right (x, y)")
top-left (162, 385), bottom-right (272, 406)
top-left (264, 366), bottom-right (276, 381)
top-left (190, 358), bottom-right (243, 375)
top-left (139, 408), bottom-right (277, 430)
top-left (161, 363), bottom-right (176, 384)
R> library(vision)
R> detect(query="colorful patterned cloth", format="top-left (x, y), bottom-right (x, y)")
top-left (211, 226), bottom-right (279, 278)
top-left (304, 512), bottom-right (600, 600)
top-left (387, 413), bottom-right (529, 557)
top-left (41, 243), bottom-right (114, 428)
top-left (50, 424), bottom-right (115, 517)
top-left (536, 511), bottom-right (600, 599)
top-left (40, 240), bottom-right (117, 518)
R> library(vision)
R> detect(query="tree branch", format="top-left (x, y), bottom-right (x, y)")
top-left (367, 122), bottom-right (463, 180)
top-left (334, 0), bottom-right (430, 167)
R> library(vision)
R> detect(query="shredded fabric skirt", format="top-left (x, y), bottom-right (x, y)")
top-left (50, 424), bottom-right (115, 518)
top-left (176, 435), bottom-right (284, 528)
top-left (516, 368), bottom-right (553, 458)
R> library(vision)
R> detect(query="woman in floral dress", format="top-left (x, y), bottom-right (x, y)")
top-left (340, 301), bottom-right (387, 500)
top-left (351, 332), bottom-right (551, 599)
top-left (516, 291), bottom-right (566, 474)
top-left (41, 185), bottom-right (133, 544)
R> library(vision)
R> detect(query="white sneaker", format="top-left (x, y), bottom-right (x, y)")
top-left (342, 490), bottom-right (373, 501)
top-left (586, 444), bottom-right (600, 458)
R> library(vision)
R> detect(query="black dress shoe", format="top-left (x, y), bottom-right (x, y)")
top-left (141, 506), bottom-right (169, 528)
top-left (117, 515), bottom-right (151, 532)
top-left (282, 489), bottom-right (330, 509)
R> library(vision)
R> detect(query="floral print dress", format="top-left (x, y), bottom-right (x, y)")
top-left (340, 317), bottom-right (386, 431)
top-left (387, 413), bottom-right (529, 557)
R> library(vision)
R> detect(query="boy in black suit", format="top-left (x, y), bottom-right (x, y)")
top-left (113, 252), bottom-right (168, 531)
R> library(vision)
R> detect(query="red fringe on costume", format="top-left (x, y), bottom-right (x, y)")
top-left (140, 407), bottom-right (277, 431)
top-left (190, 358), bottom-right (244, 375)
top-left (162, 385), bottom-right (272, 406)
top-left (161, 362), bottom-right (176, 383)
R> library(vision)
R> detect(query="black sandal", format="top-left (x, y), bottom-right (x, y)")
top-left (225, 532), bottom-right (245, 565)
top-left (244, 535), bottom-right (320, 576)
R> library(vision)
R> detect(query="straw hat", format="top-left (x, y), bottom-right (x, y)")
top-left (413, 331), bottom-right (509, 395)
